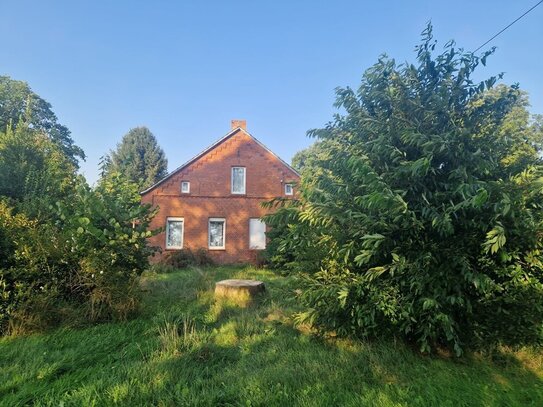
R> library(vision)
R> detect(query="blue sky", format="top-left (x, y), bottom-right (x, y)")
top-left (2, 1), bottom-right (542, 184)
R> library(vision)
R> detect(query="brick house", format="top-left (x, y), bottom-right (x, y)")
top-left (140, 120), bottom-right (300, 264)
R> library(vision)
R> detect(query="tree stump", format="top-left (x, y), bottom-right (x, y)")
top-left (214, 279), bottom-right (265, 305)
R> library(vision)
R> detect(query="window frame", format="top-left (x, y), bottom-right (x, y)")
top-left (231, 167), bottom-right (246, 194)
top-left (165, 217), bottom-right (184, 250)
top-left (249, 218), bottom-right (267, 250)
top-left (181, 181), bottom-right (190, 194)
top-left (208, 217), bottom-right (226, 250)
top-left (285, 183), bottom-right (293, 196)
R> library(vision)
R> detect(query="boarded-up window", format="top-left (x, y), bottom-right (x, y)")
top-left (249, 218), bottom-right (266, 250)
top-left (166, 217), bottom-right (184, 249)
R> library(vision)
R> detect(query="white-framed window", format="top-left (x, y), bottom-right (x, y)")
top-left (231, 167), bottom-right (246, 194)
top-left (285, 183), bottom-right (293, 195)
top-left (208, 218), bottom-right (226, 249)
top-left (166, 217), bottom-right (184, 249)
top-left (181, 181), bottom-right (190, 193)
top-left (249, 218), bottom-right (266, 250)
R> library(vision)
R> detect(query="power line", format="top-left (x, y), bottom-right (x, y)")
top-left (473, 0), bottom-right (543, 53)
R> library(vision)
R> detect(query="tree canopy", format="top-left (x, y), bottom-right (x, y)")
top-left (291, 140), bottom-right (335, 174)
top-left (0, 121), bottom-right (76, 220)
top-left (103, 127), bottom-right (168, 190)
top-left (265, 25), bottom-right (543, 354)
top-left (0, 76), bottom-right (85, 167)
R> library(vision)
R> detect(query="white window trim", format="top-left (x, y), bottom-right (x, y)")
top-left (165, 217), bottom-right (184, 250)
top-left (208, 218), bottom-right (226, 250)
top-left (231, 167), bottom-right (246, 194)
top-left (285, 183), bottom-right (293, 195)
top-left (181, 181), bottom-right (190, 193)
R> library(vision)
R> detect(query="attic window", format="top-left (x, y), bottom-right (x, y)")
top-left (285, 183), bottom-right (293, 195)
top-left (181, 181), bottom-right (190, 193)
top-left (231, 167), bottom-right (246, 194)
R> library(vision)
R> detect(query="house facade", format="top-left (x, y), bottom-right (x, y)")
top-left (140, 120), bottom-right (300, 264)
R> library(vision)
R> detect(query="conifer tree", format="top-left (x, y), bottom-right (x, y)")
top-left (103, 127), bottom-right (168, 190)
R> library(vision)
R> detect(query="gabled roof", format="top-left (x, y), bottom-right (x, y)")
top-left (140, 127), bottom-right (300, 195)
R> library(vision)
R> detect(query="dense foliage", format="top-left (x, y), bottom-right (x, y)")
top-left (0, 76), bottom-right (84, 167)
top-left (265, 26), bottom-right (543, 354)
top-left (0, 87), bottom-right (158, 334)
top-left (0, 121), bottom-right (77, 220)
top-left (291, 140), bottom-right (334, 173)
top-left (0, 173), bottom-right (158, 334)
top-left (103, 126), bottom-right (168, 190)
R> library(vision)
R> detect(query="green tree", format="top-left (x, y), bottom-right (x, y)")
top-left (291, 140), bottom-right (335, 173)
top-left (0, 103), bottom-right (159, 334)
top-left (0, 121), bottom-right (77, 219)
top-left (265, 25), bottom-right (543, 354)
top-left (104, 127), bottom-right (168, 190)
top-left (0, 76), bottom-right (85, 167)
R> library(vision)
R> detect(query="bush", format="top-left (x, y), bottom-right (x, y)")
top-left (0, 174), bottom-right (159, 334)
top-left (0, 93), bottom-right (159, 335)
top-left (267, 26), bottom-right (543, 354)
top-left (263, 199), bottom-right (329, 273)
top-left (161, 247), bottom-right (214, 269)
top-left (54, 174), bottom-right (158, 321)
top-left (0, 200), bottom-right (64, 334)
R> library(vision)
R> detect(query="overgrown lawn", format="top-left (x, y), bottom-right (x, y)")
top-left (1, 266), bottom-right (542, 406)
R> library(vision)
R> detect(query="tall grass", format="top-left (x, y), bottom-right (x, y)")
top-left (0, 265), bottom-right (542, 406)
top-left (157, 313), bottom-right (207, 356)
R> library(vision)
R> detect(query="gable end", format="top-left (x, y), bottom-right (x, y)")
top-left (140, 128), bottom-right (300, 195)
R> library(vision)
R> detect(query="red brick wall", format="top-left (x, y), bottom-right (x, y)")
top-left (141, 129), bottom-right (299, 264)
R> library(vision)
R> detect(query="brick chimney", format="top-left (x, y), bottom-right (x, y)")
top-left (231, 119), bottom-right (247, 130)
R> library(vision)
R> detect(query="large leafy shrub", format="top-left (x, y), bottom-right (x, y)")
top-left (0, 86), bottom-right (160, 334)
top-left (0, 123), bottom-right (79, 333)
top-left (0, 118), bottom-right (159, 333)
top-left (0, 174), bottom-right (159, 333)
top-left (54, 174), bottom-right (159, 321)
top-left (0, 201), bottom-right (38, 332)
top-left (266, 26), bottom-right (543, 354)
top-left (263, 199), bottom-right (330, 273)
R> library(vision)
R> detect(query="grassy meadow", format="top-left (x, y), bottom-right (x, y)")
top-left (1, 265), bottom-right (542, 406)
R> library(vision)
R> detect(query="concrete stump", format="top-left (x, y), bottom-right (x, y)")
top-left (215, 279), bottom-right (265, 304)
